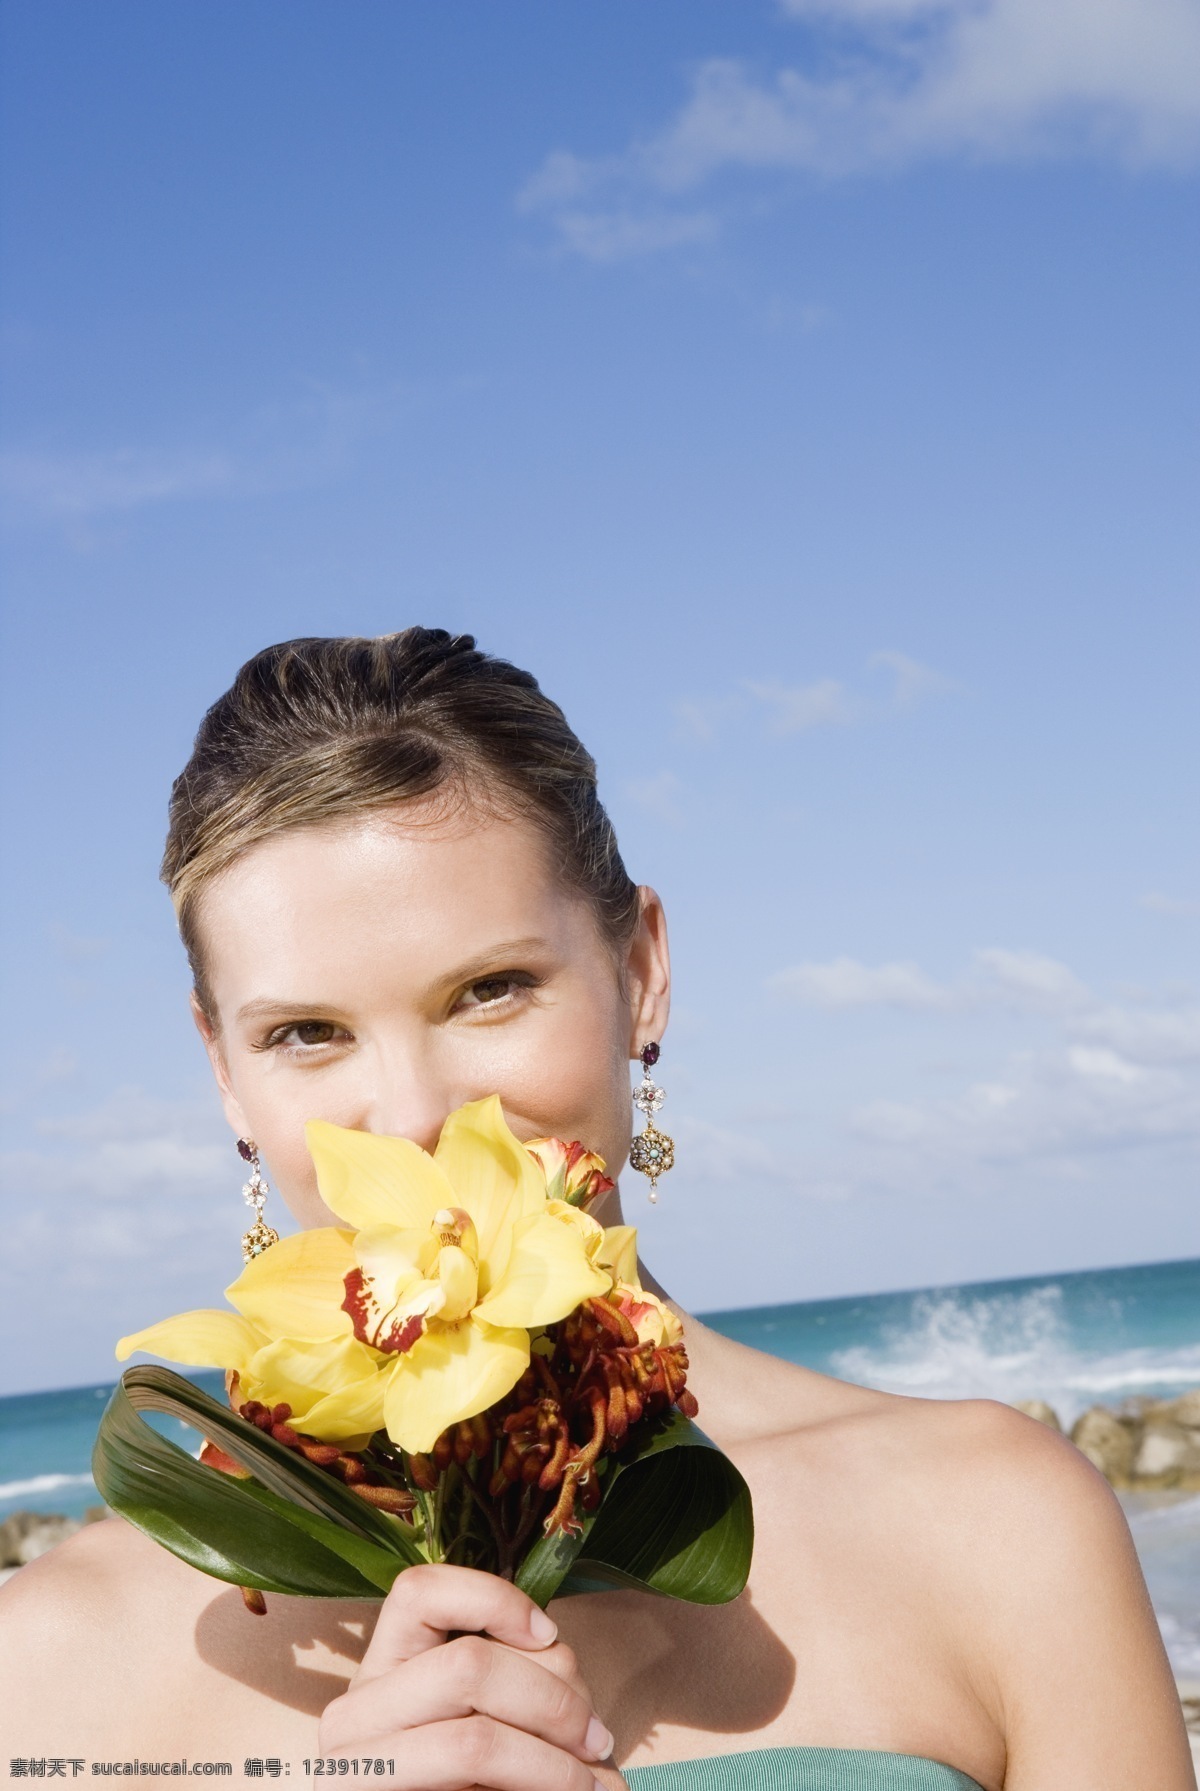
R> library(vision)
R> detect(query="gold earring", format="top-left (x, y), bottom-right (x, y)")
top-left (237, 1138), bottom-right (279, 1262)
top-left (629, 1041), bottom-right (675, 1203)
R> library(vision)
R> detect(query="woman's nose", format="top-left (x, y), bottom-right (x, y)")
top-left (360, 1053), bottom-right (455, 1156)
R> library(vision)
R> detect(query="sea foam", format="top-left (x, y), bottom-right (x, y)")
top-left (829, 1283), bottom-right (1200, 1426)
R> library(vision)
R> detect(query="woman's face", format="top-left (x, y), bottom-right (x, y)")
top-left (191, 799), bottom-right (670, 1230)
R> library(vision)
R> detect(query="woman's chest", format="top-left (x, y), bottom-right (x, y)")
top-left (552, 1542), bottom-right (1004, 1787)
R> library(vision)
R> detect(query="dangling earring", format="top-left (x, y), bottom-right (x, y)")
top-left (237, 1139), bottom-right (279, 1262)
top-left (629, 1041), bottom-right (675, 1203)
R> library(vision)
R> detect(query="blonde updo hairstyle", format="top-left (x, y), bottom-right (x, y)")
top-left (163, 628), bottom-right (642, 1022)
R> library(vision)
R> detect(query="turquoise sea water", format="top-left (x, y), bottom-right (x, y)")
top-left (2, 1256), bottom-right (1197, 1672)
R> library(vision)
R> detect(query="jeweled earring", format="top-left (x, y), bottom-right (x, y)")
top-left (237, 1138), bottom-right (279, 1262)
top-left (629, 1041), bottom-right (675, 1203)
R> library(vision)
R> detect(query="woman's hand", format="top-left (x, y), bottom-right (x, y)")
top-left (317, 1564), bottom-right (616, 1790)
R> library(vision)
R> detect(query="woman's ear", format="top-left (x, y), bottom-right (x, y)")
top-left (190, 992), bottom-right (254, 1142)
top-left (626, 886), bottom-right (671, 1056)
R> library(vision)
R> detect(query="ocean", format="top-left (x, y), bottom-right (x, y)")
top-left (2, 1255), bottom-right (1197, 1674)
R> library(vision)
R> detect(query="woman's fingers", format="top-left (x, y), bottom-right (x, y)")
top-left (321, 1633), bottom-right (613, 1763)
top-left (321, 1715), bottom-right (606, 1791)
top-left (354, 1564), bottom-right (558, 1684)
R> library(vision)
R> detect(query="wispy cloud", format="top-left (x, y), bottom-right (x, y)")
top-left (0, 378), bottom-right (413, 524)
top-left (519, 1), bottom-right (1200, 257)
top-left (772, 946), bottom-right (1120, 1022)
top-left (1142, 890), bottom-right (1200, 919)
top-left (773, 955), bottom-right (957, 1008)
top-left (625, 769), bottom-right (686, 827)
top-left (0, 448), bottom-right (234, 518)
top-left (746, 676), bottom-right (859, 734)
top-left (769, 943), bottom-right (1200, 1190)
top-left (677, 649), bottom-right (953, 742)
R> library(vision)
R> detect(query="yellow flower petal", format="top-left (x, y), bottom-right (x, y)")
top-left (225, 1227), bottom-right (358, 1341)
top-left (115, 1309), bottom-right (265, 1371)
top-left (383, 1317), bottom-right (529, 1453)
top-left (472, 1210), bottom-right (609, 1330)
top-left (344, 1227), bottom-right (442, 1354)
top-left (547, 1199), bottom-right (606, 1263)
top-left (599, 1225), bottom-right (639, 1287)
top-left (245, 1335), bottom-right (388, 1440)
top-left (354, 1225), bottom-right (438, 1297)
top-left (433, 1096), bottom-right (546, 1272)
top-left (305, 1119), bottom-right (452, 1231)
top-left (433, 1244), bottom-right (479, 1323)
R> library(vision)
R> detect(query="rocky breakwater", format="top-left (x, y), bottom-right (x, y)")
top-left (1013, 1388), bottom-right (1200, 1490)
top-left (0, 1505), bottom-right (110, 1581)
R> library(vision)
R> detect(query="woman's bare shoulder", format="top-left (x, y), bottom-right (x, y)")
top-left (0, 1518), bottom-right (202, 1730)
top-left (741, 1384), bottom-right (1192, 1782)
top-left (0, 1517), bottom-right (375, 1754)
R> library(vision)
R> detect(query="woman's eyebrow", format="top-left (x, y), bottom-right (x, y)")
top-left (433, 936), bottom-right (553, 988)
top-left (233, 939), bottom-right (554, 1025)
top-left (235, 997), bottom-right (348, 1024)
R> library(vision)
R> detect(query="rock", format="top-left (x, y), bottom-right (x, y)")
top-left (0, 1511), bottom-right (82, 1566)
top-left (1135, 1425), bottom-right (1189, 1482)
top-left (1155, 1390), bottom-right (1200, 1431)
top-left (1011, 1399), bottom-right (1062, 1431)
top-left (1070, 1406), bottom-right (1136, 1483)
top-left (1133, 1421), bottom-right (1200, 1486)
top-left (1115, 1395), bottom-right (1158, 1423)
top-left (84, 1504), bottom-right (112, 1523)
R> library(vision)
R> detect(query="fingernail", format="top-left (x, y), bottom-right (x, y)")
top-left (585, 1717), bottom-right (614, 1761)
top-left (529, 1607), bottom-right (558, 1645)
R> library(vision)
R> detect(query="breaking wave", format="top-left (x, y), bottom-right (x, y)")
top-left (0, 1470), bottom-right (95, 1503)
top-left (829, 1284), bottom-right (1200, 1426)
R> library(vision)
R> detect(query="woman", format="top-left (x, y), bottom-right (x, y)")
top-left (1, 629), bottom-right (1192, 1790)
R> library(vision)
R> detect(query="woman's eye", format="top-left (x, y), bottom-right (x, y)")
top-left (263, 1020), bottom-right (345, 1051)
top-left (456, 973), bottom-right (535, 1011)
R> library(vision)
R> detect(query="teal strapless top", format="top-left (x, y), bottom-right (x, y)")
top-left (623, 1747), bottom-right (986, 1790)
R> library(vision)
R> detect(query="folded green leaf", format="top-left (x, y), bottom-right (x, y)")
top-left (516, 1408), bottom-right (753, 1608)
top-left (96, 1371), bottom-right (752, 1613)
top-left (93, 1367), bottom-right (425, 1597)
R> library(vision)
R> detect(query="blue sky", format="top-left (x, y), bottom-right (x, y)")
top-left (1, 0), bottom-right (1198, 1394)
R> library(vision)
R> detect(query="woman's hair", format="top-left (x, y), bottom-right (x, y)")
top-left (163, 627), bottom-right (641, 1018)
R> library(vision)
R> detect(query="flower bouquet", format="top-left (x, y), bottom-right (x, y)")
top-left (94, 1098), bottom-right (752, 1612)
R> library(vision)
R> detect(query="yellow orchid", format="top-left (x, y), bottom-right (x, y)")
top-left (598, 1224), bottom-right (683, 1348)
top-left (115, 1278), bottom-right (389, 1445)
top-left (118, 1098), bottom-right (611, 1457)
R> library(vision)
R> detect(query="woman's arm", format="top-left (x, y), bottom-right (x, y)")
top-left (967, 1406), bottom-right (1194, 1790)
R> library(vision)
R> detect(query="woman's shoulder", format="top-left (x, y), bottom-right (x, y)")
top-left (0, 1517), bottom-right (200, 1735)
top-left (0, 1515), bottom-right (375, 1751)
top-left (743, 1364), bottom-right (1133, 1577)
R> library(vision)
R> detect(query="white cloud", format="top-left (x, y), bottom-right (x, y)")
top-left (745, 676), bottom-right (859, 733)
top-left (0, 448), bottom-right (234, 518)
top-left (1066, 1045), bottom-right (1145, 1084)
top-left (769, 942), bottom-right (1200, 1197)
top-left (625, 769), bottom-right (686, 827)
top-left (973, 946), bottom-right (1091, 1012)
top-left (870, 649), bottom-right (956, 711)
top-left (679, 650), bottom-right (953, 742)
top-left (520, 2), bottom-right (1200, 256)
top-left (548, 208), bottom-right (717, 264)
top-left (773, 955), bottom-right (954, 1008)
top-left (773, 946), bottom-right (1101, 1017)
top-left (1142, 890), bottom-right (1200, 918)
top-left (0, 379), bottom-right (414, 524)
top-left (1, 1088), bottom-right (233, 1219)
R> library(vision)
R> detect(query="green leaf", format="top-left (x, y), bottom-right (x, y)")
top-left (93, 1366), bottom-right (427, 1597)
top-left (515, 1409), bottom-right (753, 1609)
